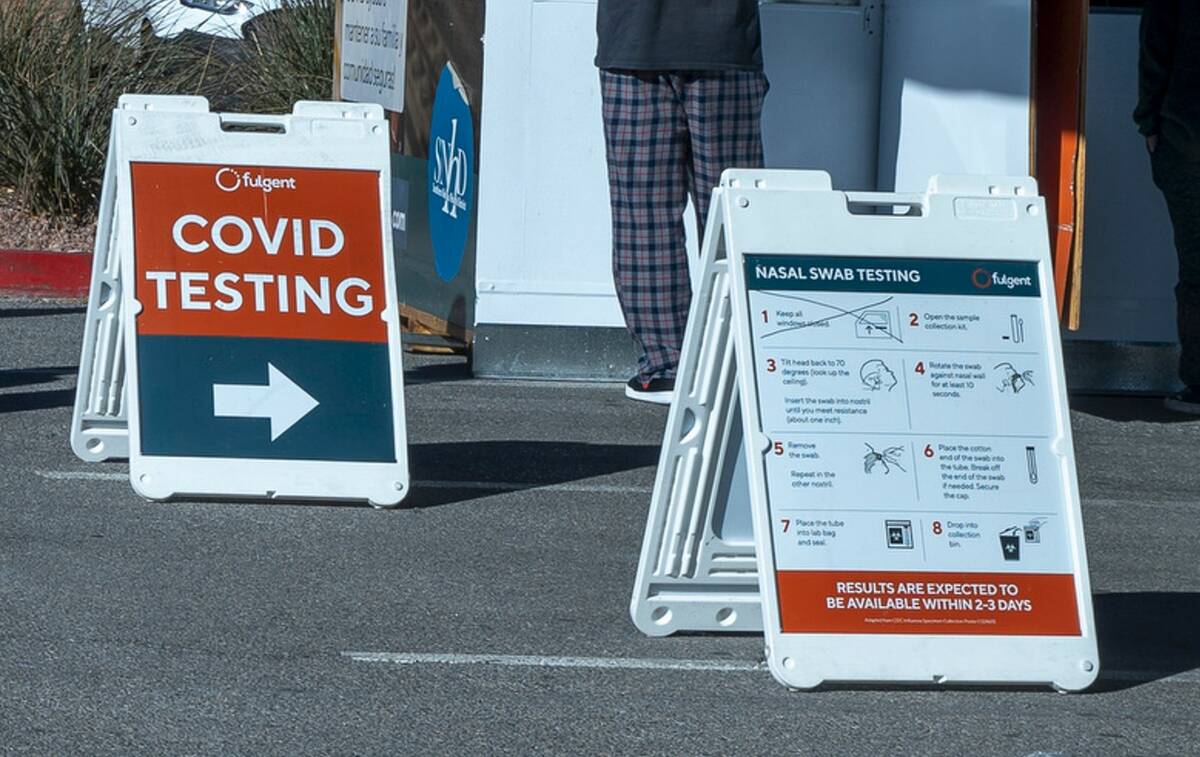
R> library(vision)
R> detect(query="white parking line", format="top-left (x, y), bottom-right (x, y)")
top-left (34, 469), bottom-right (653, 494)
top-left (415, 480), bottom-right (651, 494)
top-left (343, 651), bottom-right (1200, 686)
top-left (342, 651), bottom-right (765, 673)
top-left (37, 470), bottom-right (126, 481)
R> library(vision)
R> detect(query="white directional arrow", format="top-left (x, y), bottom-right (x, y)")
top-left (212, 363), bottom-right (319, 441)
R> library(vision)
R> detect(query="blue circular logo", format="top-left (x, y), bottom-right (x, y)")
top-left (427, 64), bottom-right (474, 283)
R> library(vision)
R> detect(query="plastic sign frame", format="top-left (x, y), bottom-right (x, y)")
top-left (113, 95), bottom-right (409, 506)
top-left (718, 170), bottom-right (1098, 691)
top-left (71, 132), bottom-right (130, 463)
top-left (630, 242), bottom-right (762, 636)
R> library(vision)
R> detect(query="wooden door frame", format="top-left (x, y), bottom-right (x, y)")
top-left (1032, 0), bottom-right (1090, 327)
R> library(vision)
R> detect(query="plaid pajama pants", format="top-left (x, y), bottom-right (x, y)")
top-left (601, 69), bottom-right (768, 382)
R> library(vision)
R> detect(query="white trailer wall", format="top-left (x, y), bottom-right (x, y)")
top-left (474, 0), bottom-right (618, 334)
top-left (877, 0), bottom-right (1031, 192)
top-left (1074, 10), bottom-right (1175, 343)
top-left (760, 1), bottom-right (883, 191)
top-left (474, 0), bottom-right (1033, 379)
top-left (1064, 9), bottom-right (1181, 392)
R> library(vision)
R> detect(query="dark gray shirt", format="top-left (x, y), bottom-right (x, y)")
top-left (595, 0), bottom-right (762, 72)
top-left (1135, 0), bottom-right (1200, 159)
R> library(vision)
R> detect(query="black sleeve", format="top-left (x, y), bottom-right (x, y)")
top-left (1134, 0), bottom-right (1181, 136)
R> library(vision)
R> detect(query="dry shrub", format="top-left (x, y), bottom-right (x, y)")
top-left (0, 0), bottom-right (334, 218)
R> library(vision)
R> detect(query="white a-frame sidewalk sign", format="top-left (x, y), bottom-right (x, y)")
top-left (70, 95), bottom-right (409, 507)
top-left (634, 170), bottom-right (1098, 691)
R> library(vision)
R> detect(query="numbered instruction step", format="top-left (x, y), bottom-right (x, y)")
top-left (766, 435), bottom-right (1061, 511)
top-left (772, 511), bottom-right (1069, 573)
top-left (758, 351), bottom-right (1053, 436)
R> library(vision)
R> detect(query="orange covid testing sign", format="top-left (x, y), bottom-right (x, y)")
top-left (131, 162), bottom-right (386, 343)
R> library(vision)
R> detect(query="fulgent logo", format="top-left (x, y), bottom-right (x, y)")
top-left (972, 267), bottom-right (1033, 291)
top-left (215, 167), bottom-right (298, 193)
top-left (432, 118), bottom-right (469, 218)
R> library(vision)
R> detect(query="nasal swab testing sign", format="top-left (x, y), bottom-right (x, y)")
top-left (87, 95), bottom-right (410, 506)
top-left (649, 170), bottom-right (1098, 691)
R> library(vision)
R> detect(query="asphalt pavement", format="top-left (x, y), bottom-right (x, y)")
top-left (1, 296), bottom-right (1198, 756)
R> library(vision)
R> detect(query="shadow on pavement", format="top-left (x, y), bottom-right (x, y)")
top-left (0, 306), bottom-right (87, 318)
top-left (0, 367), bottom-right (76, 413)
top-left (0, 388), bottom-right (74, 414)
top-left (404, 359), bottom-right (472, 385)
top-left (402, 439), bottom-right (660, 509)
top-left (171, 440), bottom-right (658, 509)
top-left (0, 366), bottom-right (76, 390)
top-left (1092, 591), bottom-right (1200, 690)
top-left (1070, 394), bottom-right (1197, 424)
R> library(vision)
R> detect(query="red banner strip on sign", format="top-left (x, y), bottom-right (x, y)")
top-left (776, 570), bottom-right (1082, 636)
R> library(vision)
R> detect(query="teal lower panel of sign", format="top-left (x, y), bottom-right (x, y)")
top-left (136, 335), bottom-right (396, 462)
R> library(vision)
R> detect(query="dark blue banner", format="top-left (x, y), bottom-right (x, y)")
top-left (744, 254), bottom-right (1041, 297)
top-left (137, 335), bottom-right (396, 462)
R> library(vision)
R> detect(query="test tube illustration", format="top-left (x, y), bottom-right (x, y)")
top-left (1010, 314), bottom-right (1025, 344)
top-left (1026, 445), bottom-right (1039, 484)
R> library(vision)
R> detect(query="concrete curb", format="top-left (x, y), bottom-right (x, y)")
top-left (0, 249), bottom-right (91, 298)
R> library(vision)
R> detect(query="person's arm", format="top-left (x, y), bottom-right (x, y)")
top-left (1134, 0), bottom-right (1181, 149)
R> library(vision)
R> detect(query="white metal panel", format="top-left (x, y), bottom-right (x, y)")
top-left (719, 169), bottom-right (1097, 691)
top-left (475, 1), bottom-right (534, 325)
top-left (476, 0), bottom-right (1036, 337)
top-left (877, 0), bottom-right (1032, 192)
top-left (1071, 11), bottom-right (1178, 343)
top-left (761, 1), bottom-right (883, 191)
top-left (476, 0), bottom-right (627, 329)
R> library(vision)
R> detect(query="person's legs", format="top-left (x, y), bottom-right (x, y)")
top-left (679, 70), bottom-right (768, 242)
top-left (600, 70), bottom-right (692, 386)
top-left (1152, 141), bottom-right (1200, 399)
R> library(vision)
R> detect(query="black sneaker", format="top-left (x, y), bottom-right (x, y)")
top-left (1164, 386), bottom-right (1200, 415)
top-left (625, 376), bottom-right (675, 405)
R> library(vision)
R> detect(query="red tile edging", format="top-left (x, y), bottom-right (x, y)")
top-left (0, 249), bottom-right (92, 298)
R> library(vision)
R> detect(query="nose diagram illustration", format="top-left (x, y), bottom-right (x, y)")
top-left (860, 359), bottom-right (897, 392)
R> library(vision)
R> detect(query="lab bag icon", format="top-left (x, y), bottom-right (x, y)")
top-left (885, 520), bottom-right (914, 549)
